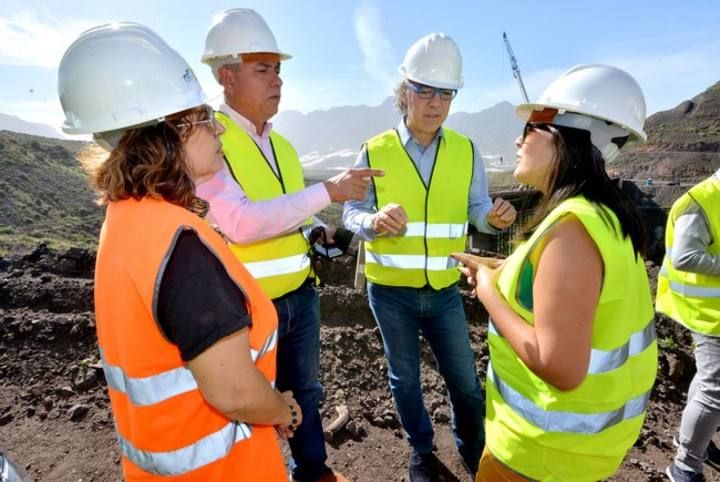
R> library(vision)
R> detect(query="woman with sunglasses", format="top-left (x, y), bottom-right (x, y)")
top-left (456, 64), bottom-right (658, 481)
top-left (58, 23), bottom-right (298, 481)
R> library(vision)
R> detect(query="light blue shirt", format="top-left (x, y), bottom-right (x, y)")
top-left (343, 117), bottom-right (497, 241)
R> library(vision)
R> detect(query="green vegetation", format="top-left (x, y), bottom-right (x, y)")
top-left (658, 336), bottom-right (679, 352)
top-left (644, 81), bottom-right (720, 146)
top-left (0, 131), bottom-right (104, 256)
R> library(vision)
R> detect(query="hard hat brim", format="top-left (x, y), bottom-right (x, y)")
top-left (515, 102), bottom-right (647, 142)
top-left (201, 51), bottom-right (292, 64)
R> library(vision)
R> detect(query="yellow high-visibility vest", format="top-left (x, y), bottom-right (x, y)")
top-left (657, 175), bottom-right (720, 334)
top-left (216, 112), bottom-right (312, 299)
top-left (486, 196), bottom-right (657, 481)
top-left (364, 128), bottom-right (473, 289)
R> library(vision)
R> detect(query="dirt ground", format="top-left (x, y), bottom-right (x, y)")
top-left (0, 246), bottom-right (717, 482)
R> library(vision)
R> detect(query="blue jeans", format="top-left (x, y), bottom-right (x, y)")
top-left (274, 281), bottom-right (329, 482)
top-left (367, 282), bottom-right (485, 467)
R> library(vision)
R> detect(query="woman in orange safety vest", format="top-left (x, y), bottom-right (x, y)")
top-left (57, 22), bottom-right (298, 481)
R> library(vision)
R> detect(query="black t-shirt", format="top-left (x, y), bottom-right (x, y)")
top-left (157, 230), bottom-right (251, 361)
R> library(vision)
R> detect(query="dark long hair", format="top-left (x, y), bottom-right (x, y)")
top-left (518, 125), bottom-right (647, 257)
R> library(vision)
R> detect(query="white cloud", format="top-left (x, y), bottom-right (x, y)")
top-left (0, 8), bottom-right (97, 67)
top-left (352, 1), bottom-right (396, 89)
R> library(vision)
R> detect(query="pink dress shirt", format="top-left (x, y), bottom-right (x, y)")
top-left (196, 103), bottom-right (331, 244)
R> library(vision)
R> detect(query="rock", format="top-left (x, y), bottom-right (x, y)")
top-left (346, 420), bottom-right (366, 438)
top-left (0, 412), bottom-right (13, 425)
top-left (57, 386), bottom-right (74, 398)
top-left (42, 396), bottom-right (54, 411)
top-left (667, 353), bottom-right (685, 384)
top-left (428, 398), bottom-right (443, 412)
top-left (72, 371), bottom-right (98, 391)
top-left (68, 404), bottom-right (89, 422)
top-left (432, 407), bottom-right (450, 424)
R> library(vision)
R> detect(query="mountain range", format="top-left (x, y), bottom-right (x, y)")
top-left (274, 98), bottom-right (524, 178)
top-left (0, 81), bottom-right (718, 254)
top-left (611, 81), bottom-right (720, 186)
top-left (0, 113), bottom-right (66, 140)
top-left (2, 98), bottom-right (524, 178)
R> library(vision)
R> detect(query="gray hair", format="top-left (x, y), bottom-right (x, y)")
top-left (393, 80), bottom-right (409, 114)
top-left (208, 58), bottom-right (242, 84)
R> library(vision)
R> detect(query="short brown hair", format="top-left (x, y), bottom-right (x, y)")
top-left (81, 106), bottom-right (208, 209)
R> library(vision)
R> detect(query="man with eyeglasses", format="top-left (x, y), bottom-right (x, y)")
top-left (343, 33), bottom-right (516, 481)
top-left (197, 9), bottom-right (379, 482)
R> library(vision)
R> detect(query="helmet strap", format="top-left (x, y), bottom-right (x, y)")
top-left (551, 112), bottom-right (630, 161)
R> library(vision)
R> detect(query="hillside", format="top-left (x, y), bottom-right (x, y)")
top-left (610, 81), bottom-right (720, 192)
top-left (0, 131), bottom-right (103, 255)
top-left (1, 80), bottom-right (718, 254)
top-left (0, 113), bottom-right (66, 140)
top-left (275, 99), bottom-right (523, 178)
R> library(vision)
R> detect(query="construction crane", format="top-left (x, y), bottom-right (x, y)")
top-left (502, 32), bottom-right (529, 103)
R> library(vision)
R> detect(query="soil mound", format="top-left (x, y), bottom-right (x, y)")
top-left (0, 247), bottom-right (715, 481)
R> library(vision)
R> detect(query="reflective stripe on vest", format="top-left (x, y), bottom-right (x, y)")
top-left (401, 222), bottom-right (468, 238)
top-left (250, 328), bottom-right (278, 362)
top-left (364, 128), bottom-right (473, 289)
top-left (217, 112), bottom-right (312, 298)
top-left (95, 199), bottom-right (285, 480)
top-left (660, 264), bottom-right (720, 297)
top-left (487, 363), bottom-right (650, 434)
top-left (656, 175), bottom-right (720, 334)
top-left (117, 421), bottom-right (252, 476)
top-left (487, 196), bottom-right (657, 481)
top-left (489, 319), bottom-right (656, 375)
top-left (102, 328), bottom-right (278, 407)
top-left (365, 252), bottom-right (459, 271)
top-left (243, 254), bottom-right (311, 280)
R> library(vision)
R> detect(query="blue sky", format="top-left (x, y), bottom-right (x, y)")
top-left (1, 0), bottom-right (719, 133)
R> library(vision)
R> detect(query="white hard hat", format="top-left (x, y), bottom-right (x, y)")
top-left (58, 22), bottom-right (206, 136)
top-left (399, 33), bottom-right (463, 90)
top-left (516, 64), bottom-right (647, 161)
top-left (201, 9), bottom-right (291, 66)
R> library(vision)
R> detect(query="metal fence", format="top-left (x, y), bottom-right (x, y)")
top-left (468, 185), bottom-right (670, 262)
top-left (467, 189), bottom-right (541, 257)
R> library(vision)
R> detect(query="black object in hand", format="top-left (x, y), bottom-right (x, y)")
top-left (307, 226), bottom-right (354, 260)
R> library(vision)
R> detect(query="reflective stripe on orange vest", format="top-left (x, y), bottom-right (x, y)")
top-left (95, 198), bottom-right (286, 481)
top-left (117, 421), bottom-right (253, 476)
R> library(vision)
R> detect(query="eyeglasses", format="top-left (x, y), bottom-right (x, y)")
top-left (406, 81), bottom-right (457, 101)
top-left (522, 122), bottom-right (554, 142)
top-left (176, 105), bottom-right (217, 132)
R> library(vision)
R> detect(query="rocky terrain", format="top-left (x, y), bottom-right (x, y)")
top-left (1, 79), bottom-right (719, 482)
top-left (0, 245), bottom-right (716, 482)
top-left (611, 81), bottom-right (720, 198)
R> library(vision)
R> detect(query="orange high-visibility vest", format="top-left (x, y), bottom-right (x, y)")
top-left (94, 197), bottom-right (285, 481)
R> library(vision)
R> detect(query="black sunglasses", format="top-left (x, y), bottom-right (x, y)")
top-left (522, 122), bottom-right (555, 142)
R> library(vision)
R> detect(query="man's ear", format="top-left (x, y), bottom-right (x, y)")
top-left (218, 65), bottom-right (233, 89)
